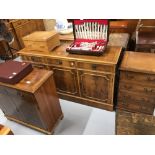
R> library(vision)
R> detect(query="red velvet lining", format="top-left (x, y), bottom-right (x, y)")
top-left (74, 19), bottom-right (108, 25)
top-left (75, 39), bottom-right (106, 42)
top-left (66, 19), bottom-right (109, 53)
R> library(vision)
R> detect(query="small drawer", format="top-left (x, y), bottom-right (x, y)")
top-left (30, 56), bottom-right (45, 63)
top-left (20, 55), bottom-right (32, 62)
top-left (46, 58), bottom-right (75, 68)
top-left (120, 71), bottom-right (155, 86)
top-left (32, 63), bottom-right (49, 70)
top-left (119, 82), bottom-right (155, 96)
top-left (117, 91), bottom-right (155, 114)
top-left (77, 62), bottom-right (113, 72)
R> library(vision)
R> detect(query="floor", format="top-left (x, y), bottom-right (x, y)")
top-left (0, 99), bottom-right (115, 135)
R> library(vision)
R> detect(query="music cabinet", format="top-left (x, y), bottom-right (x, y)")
top-left (0, 69), bottom-right (63, 134)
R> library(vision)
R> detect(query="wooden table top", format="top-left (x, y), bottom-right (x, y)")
top-left (0, 68), bottom-right (53, 93)
top-left (120, 51), bottom-right (155, 74)
top-left (18, 43), bottom-right (122, 65)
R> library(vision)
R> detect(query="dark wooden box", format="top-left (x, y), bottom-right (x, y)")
top-left (66, 19), bottom-right (109, 56)
top-left (0, 60), bottom-right (33, 84)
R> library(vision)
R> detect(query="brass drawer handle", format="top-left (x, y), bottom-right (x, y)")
top-left (123, 95), bottom-right (131, 99)
top-left (28, 44), bottom-right (32, 47)
top-left (70, 62), bottom-right (74, 67)
top-left (17, 22), bottom-right (22, 25)
top-left (31, 56), bottom-right (35, 61)
top-left (141, 98), bottom-right (150, 103)
top-left (147, 76), bottom-right (155, 81)
top-left (123, 85), bottom-right (132, 90)
top-left (144, 87), bottom-right (153, 93)
top-left (33, 64), bottom-right (44, 69)
top-left (92, 64), bottom-right (97, 70)
top-left (56, 60), bottom-right (62, 65)
top-left (40, 46), bottom-right (45, 48)
top-left (126, 73), bottom-right (134, 79)
top-left (31, 57), bottom-right (41, 62)
top-left (121, 102), bottom-right (125, 104)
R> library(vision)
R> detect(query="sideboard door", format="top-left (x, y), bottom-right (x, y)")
top-left (78, 70), bottom-right (113, 104)
top-left (49, 66), bottom-right (79, 96)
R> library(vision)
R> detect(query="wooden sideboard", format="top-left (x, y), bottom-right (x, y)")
top-left (116, 51), bottom-right (155, 134)
top-left (18, 42), bottom-right (123, 111)
top-left (0, 68), bottom-right (63, 134)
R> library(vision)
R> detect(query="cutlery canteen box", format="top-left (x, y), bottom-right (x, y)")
top-left (22, 30), bottom-right (60, 53)
top-left (66, 19), bottom-right (109, 56)
top-left (0, 60), bottom-right (33, 84)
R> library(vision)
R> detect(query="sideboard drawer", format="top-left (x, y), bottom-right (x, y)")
top-left (77, 62), bottom-right (114, 72)
top-left (46, 58), bottom-right (76, 68)
top-left (117, 91), bottom-right (155, 114)
top-left (120, 71), bottom-right (155, 85)
top-left (30, 56), bottom-right (45, 63)
top-left (32, 63), bottom-right (49, 70)
top-left (20, 55), bottom-right (32, 62)
top-left (119, 82), bottom-right (155, 96)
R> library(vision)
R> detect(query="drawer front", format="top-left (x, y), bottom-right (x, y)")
top-left (23, 41), bottom-right (48, 51)
top-left (119, 82), bottom-right (155, 96)
top-left (30, 56), bottom-right (45, 63)
top-left (120, 71), bottom-right (155, 86)
top-left (12, 19), bottom-right (30, 28)
top-left (77, 62), bottom-right (114, 73)
top-left (20, 55), bottom-right (32, 62)
top-left (32, 63), bottom-right (49, 70)
top-left (46, 58), bottom-right (76, 68)
top-left (117, 91), bottom-right (155, 114)
top-left (20, 55), bottom-right (45, 63)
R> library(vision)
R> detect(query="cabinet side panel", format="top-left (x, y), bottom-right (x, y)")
top-left (34, 75), bottom-right (62, 132)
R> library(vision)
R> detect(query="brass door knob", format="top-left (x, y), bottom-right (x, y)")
top-left (70, 62), bottom-right (74, 66)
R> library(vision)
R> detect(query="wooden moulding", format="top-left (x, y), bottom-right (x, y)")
top-left (58, 92), bottom-right (114, 111)
top-left (6, 114), bottom-right (63, 135)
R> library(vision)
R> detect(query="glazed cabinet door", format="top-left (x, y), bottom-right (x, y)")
top-left (16, 91), bottom-right (47, 129)
top-left (0, 86), bottom-right (24, 120)
top-left (0, 86), bottom-right (46, 130)
top-left (48, 66), bottom-right (79, 96)
top-left (78, 70), bottom-right (113, 104)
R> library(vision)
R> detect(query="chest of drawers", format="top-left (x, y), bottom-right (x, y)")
top-left (116, 51), bottom-right (155, 134)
